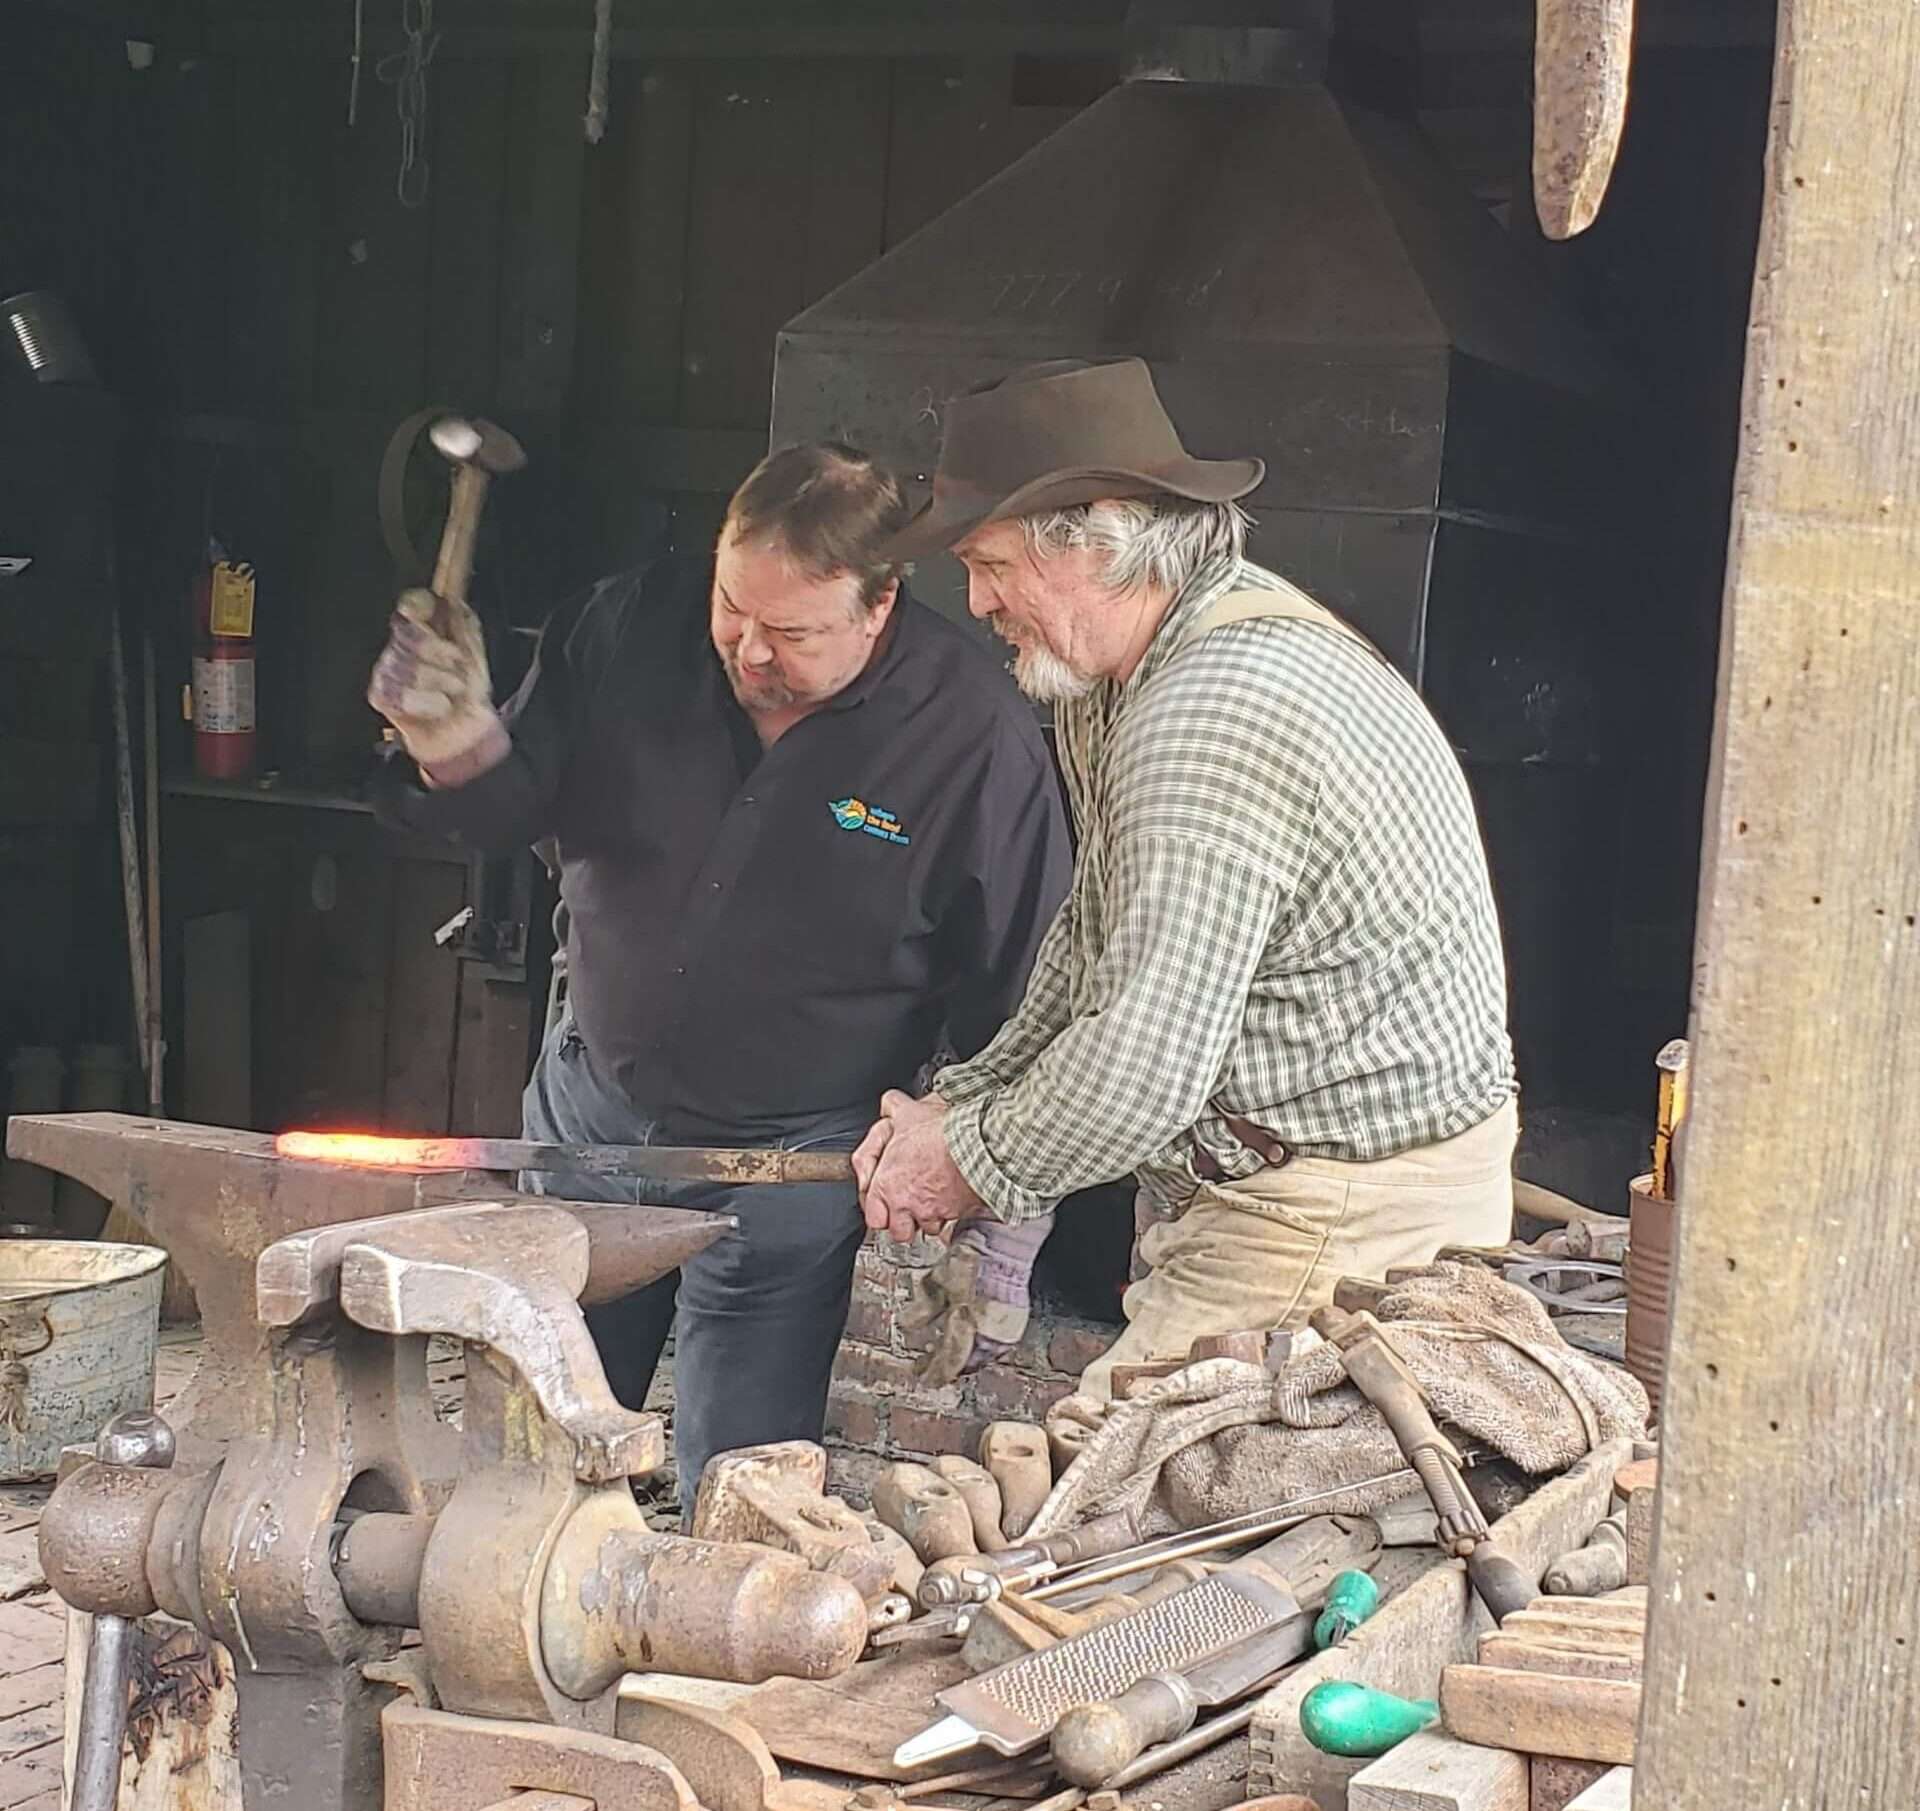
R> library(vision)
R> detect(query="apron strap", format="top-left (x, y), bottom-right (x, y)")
top-left (1173, 581), bottom-right (1388, 666)
top-left (1174, 581), bottom-right (1387, 1167)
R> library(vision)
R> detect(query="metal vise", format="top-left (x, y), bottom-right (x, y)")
top-left (10, 1115), bottom-right (869, 1811)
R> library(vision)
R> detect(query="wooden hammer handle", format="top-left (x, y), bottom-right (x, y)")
top-left (430, 463), bottom-right (492, 627)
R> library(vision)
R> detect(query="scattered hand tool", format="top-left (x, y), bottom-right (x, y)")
top-left (896, 1519), bottom-right (1375, 1769)
top-left (980, 1423), bottom-right (1053, 1540)
top-left (874, 1463), bottom-right (980, 1563)
top-left (1048, 1520), bottom-right (1382, 1784)
top-left (957, 1558), bottom-right (1222, 1672)
top-left (1309, 1306), bottom-right (1539, 1623)
top-left (1028, 1474), bottom-right (1409, 1605)
top-left (915, 1472), bottom-right (1416, 1620)
top-left (1543, 1511), bottom-right (1630, 1597)
top-left (69, 1410), bottom-right (174, 1811)
top-left (1051, 1599), bottom-right (1315, 1786)
top-left (692, 1441), bottom-right (897, 1604)
top-left (1044, 1398), bottom-right (1104, 1475)
top-left (1019, 1689), bottom-right (1317, 1811)
top-left (1298, 1681), bottom-right (1437, 1758)
top-left (917, 1509), bottom-right (1140, 1609)
top-left (867, 1518), bottom-right (927, 1597)
top-left (933, 1454), bottom-right (1009, 1551)
top-left (1311, 1569), bottom-right (1381, 1649)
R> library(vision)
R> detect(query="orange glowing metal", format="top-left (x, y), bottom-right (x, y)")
top-left (273, 1129), bottom-right (853, 1186)
top-left (275, 1130), bottom-right (443, 1168)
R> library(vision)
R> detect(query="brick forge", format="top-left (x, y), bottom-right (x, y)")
top-left (826, 1236), bottom-right (1121, 1503)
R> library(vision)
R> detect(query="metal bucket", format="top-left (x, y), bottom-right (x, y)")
top-left (1625, 1172), bottom-right (1674, 1421)
top-left (0, 1240), bottom-right (167, 1480)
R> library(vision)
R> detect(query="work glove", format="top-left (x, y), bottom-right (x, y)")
top-left (900, 1210), bottom-right (1054, 1388)
top-left (367, 587), bottom-right (509, 779)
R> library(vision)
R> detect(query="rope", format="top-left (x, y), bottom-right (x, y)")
top-left (0, 1314), bottom-right (53, 1437)
top-left (376, 0), bottom-right (439, 207)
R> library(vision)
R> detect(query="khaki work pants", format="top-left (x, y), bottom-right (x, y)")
top-left (1079, 1099), bottom-right (1519, 1400)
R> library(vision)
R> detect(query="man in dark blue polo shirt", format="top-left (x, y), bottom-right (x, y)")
top-left (368, 443), bottom-right (1070, 1513)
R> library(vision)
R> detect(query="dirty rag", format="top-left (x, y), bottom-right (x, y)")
top-left (1029, 1261), bottom-right (1649, 1538)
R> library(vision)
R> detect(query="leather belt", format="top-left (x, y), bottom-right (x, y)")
top-left (1193, 1113), bottom-right (1293, 1182)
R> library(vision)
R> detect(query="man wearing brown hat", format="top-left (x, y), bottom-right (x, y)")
top-left (852, 358), bottom-right (1519, 1397)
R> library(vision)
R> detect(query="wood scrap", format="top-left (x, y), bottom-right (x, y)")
top-left (1248, 1440), bottom-right (1631, 1808)
top-left (616, 1691), bottom-right (835, 1811)
top-left (740, 1652), bottom-right (972, 1782)
top-left (1495, 1614), bottom-right (1641, 1656)
top-left (1476, 1637), bottom-right (1639, 1684)
top-left (1439, 1666), bottom-right (1638, 1766)
top-left (1539, 1590), bottom-right (1645, 1621)
top-left (1349, 1727), bottom-right (1527, 1810)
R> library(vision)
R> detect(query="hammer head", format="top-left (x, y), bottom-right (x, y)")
top-left (430, 413), bottom-right (527, 475)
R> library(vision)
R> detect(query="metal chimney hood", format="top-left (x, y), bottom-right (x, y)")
top-left (770, 19), bottom-right (1642, 1107)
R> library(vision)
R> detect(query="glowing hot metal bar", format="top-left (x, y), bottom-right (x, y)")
top-left (275, 1129), bottom-right (855, 1186)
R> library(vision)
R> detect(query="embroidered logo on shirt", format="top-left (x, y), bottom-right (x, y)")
top-left (830, 797), bottom-right (911, 846)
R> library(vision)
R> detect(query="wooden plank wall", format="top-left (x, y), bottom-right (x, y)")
top-left (99, 43), bottom-right (1103, 771)
top-left (161, 797), bottom-right (523, 1135)
top-left (61, 31), bottom-right (1102, 1131)
top-left (1637, 0), bottom-right (1920, 1800)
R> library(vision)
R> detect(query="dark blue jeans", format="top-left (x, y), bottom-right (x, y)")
top-left (522, 1010), bottom-right (868, 1521)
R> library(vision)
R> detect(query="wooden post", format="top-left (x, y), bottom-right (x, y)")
top-left (1636, 3), bottom-right (1920, 1807)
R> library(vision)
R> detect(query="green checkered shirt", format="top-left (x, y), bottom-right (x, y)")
top-left (935, 556), bottom-right (1516, 1224)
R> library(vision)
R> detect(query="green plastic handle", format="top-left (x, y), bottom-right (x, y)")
top-left (1313, 1569), bottom-right (1383, 1650)
top-left (1298, 1680), bottom-right (1438, 1758)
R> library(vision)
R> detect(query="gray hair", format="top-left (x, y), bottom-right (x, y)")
top-left (1020, 496), bottom-right (1250, 595)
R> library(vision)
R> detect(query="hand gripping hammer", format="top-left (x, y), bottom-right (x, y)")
top-left (423, 414), bottom-right (526, 631)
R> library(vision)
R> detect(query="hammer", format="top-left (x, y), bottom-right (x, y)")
top-left (426, 413), bottom-right (526, 632)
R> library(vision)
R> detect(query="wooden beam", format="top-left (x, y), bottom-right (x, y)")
top-left (1350, 1728), bottom-right (1528, 1811)
top-left (1439, 1666), bottom-right (1639, 1767)
top-left (1636, 0), bottom-right (1920, 1806)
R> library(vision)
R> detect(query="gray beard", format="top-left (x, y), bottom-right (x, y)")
top-left (725, 659), bottom-right (796, 710)
top-left (1012, 643), bottom-right (1096, 703)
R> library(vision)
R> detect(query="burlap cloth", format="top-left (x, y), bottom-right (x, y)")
top-left (1029, 1262), bottom-right (1649, 1538)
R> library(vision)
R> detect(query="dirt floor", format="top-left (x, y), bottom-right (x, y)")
top-left (0, 1326), bottom-right (204, 1810)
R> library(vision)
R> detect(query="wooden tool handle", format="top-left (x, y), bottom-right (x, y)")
top-left (1053, 1675), bottom-right (1194, 1786)
top-left (430, 464), bottom-right (492, 622)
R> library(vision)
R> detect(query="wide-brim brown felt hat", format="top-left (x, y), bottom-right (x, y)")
top-left (886, 357), bottom-right (1264, 561)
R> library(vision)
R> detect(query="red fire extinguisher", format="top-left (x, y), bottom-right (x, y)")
top-left (190, 544), bottom-right (257, 780)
